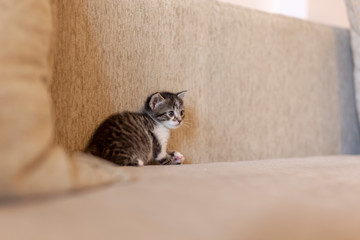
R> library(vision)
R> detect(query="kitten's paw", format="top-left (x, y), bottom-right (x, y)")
top-left (137, 159), bottom-right (144, 167)
top-left (171, 152), bottom-right (185, 164)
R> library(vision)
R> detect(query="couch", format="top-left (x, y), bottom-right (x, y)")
top-left (2, 0), bottom-right (360, 239)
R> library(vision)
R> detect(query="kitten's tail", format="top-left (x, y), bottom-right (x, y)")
top-left (84, 143), bottom-right (99, 156)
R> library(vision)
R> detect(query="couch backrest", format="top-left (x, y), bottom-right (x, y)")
top-left (50, 0), bottom-right (360, 163)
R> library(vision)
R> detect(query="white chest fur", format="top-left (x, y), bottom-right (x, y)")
top-left (153, 124), bottom-right (170, 160)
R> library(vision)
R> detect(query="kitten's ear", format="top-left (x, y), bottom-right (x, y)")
top-left (149, 92), bottom-right (165, 110)
top-left (176, 91), bottom-right (187, 99)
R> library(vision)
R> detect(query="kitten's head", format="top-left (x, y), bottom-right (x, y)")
top-left (145, 91), bottom-right (187, 129)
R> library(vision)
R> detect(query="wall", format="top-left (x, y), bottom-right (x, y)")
top-left (308, 0), bottom-right (349, 28)
top-left (219, 0), bottom-right (349, 28)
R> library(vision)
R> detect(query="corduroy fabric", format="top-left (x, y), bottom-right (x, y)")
top-left (51, 0), bottom-right (360, 163)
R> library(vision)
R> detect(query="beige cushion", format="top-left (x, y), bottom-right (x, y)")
top-left (51, 0), bottom-right (360, 163)
top-left (0, 0), bottom-right (125, 198)
top-left (2, 156), bottom-right (360, 240)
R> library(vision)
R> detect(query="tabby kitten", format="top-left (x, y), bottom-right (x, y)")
top-left (85, 91), bottom-right (187, 166)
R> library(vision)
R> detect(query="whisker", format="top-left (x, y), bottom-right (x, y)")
top-left (181, 120), bottom-right (194, 129)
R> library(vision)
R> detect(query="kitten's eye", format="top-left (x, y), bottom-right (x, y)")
top-left (168, 111), bottom-right (174, 117)
top-left (180, 110), bottom-right (185, 116)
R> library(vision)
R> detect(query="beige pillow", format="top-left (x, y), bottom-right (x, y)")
top-left (0, 0), bottom-right (125, 198)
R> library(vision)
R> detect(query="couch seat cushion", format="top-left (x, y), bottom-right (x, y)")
top-left (2, 156), bottom-right (360, 240)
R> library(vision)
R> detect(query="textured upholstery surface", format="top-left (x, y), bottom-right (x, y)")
top-left (51, 0), bottom-right (360, 163)
top-left (0, 0), bottom-right (125, 198)
top-left (3, 156), bottom-right (360, 240)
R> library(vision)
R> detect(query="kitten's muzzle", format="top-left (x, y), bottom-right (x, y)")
top-left (172, 119), bottom-right (182, 127)
top-left (175, 119), bottom-right (182, 124)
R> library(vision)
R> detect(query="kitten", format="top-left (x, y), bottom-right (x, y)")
top-left (84, 91), bottom-right (187, 166)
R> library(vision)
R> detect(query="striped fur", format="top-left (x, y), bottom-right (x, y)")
top-left (85, 91), bottom-right (186, 166)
